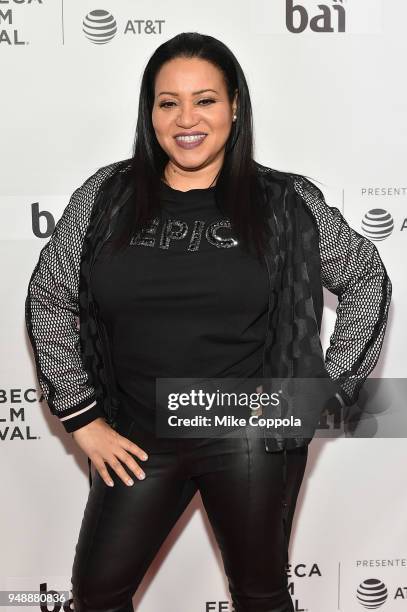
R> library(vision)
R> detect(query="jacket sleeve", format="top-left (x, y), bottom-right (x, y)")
top-left (25, 163), bottom-right (119, 433)
top-left (292, 174), bottom-right (392, 407)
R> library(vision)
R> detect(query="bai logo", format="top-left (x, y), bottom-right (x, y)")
top-left (38, 582), bottom-right (73, 612)
top-left (286, 0), bottom-right (346, 33)
top-left (31, 202), bottom-right (55, 238)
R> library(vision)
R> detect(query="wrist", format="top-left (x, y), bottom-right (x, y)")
top-left (60, 402), bottom-right (106, 434)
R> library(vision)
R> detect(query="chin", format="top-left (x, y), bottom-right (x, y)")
top-left (172, 152), bottom-right (209, 166)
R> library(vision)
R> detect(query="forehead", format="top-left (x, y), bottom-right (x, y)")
top-left (154, 57), bottom-right (225, 94)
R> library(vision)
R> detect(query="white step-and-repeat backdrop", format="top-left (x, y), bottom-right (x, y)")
top-left (1, 1), bottom-right (405, 611)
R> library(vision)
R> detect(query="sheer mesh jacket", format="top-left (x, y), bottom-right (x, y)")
top-left (292, 175), bottom-right (392, 408)
top-left (24, 162), bottom-right (392, 433)
top-left (25, 163), bottom-right (120, 432)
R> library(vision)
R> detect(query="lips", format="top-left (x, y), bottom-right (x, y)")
top-left (175, 134), bottom-right (206, 142)
top-left (174, 133), bottom-right (208, 149)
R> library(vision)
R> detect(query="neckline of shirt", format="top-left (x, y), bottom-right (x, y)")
top-left (159, 179), bottom-right (217, 204)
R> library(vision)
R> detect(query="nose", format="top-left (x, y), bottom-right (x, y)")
top-left (176, 102), bottom-right (199, 128)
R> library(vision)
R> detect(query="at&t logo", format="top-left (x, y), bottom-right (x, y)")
top-left (357, 578), bottom-right (388, 609)
top-left (361, 209), bottom-right (394, 241)
top-left (82, 10), bottom-right (117, 44)
top-left (82, 9), bottom-right (165, 43)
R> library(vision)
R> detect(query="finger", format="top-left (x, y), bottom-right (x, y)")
top-left (108, 456), bottom-right (145, 486)
top-left (115, 448), bottom-right (148, 482)
top-left (93, 459), bottom-right (115, 487)
top-left (119, 436), bottom-right (149, 462)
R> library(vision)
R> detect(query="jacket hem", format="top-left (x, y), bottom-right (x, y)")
top-left (60, 402), bottom-right (105, 433)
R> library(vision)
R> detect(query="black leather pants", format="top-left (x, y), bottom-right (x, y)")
top-left (71, 409), bottom-right (308, 612)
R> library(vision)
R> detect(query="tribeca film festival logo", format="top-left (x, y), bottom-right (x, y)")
top-left (286, 562), bottom-right (321, 611)
top-left (82, 9), bottom-right (165, 44)
top-left (0, 388), bottom-right (40, 441)
top-left (0, 0), bottom-right (42, 46)
top-left (205, 563), bottom-right (320, 611)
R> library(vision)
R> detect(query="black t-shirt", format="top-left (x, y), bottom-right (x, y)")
top-left (91, 180), bottom-right (270, 433)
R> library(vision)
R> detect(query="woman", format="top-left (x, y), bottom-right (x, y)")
top-left (25, 32), bottom-right (392, 612)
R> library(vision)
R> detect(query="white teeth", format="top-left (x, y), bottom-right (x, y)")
top-left (176, 134), bottom-right (206, 142)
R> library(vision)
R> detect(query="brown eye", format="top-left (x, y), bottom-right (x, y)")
top-left (159, 98), bottom-right (216, 108)
top-left (198, 98), bottom-right (216, 105)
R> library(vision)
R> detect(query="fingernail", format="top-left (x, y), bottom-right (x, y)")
top-left (142, 454), bottom-right (148, 461)
top-left (107, 480), bottom-right (114, 487)
top-left (127, 479), bottom-right (134, 486)
top-left (139, 472), bottom-right (146, 480)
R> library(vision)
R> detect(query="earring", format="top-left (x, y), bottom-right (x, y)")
top-left (232, 113), bottom-right (237, 122)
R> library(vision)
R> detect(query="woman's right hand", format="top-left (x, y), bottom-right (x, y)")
top-left (72, 417), bottom-right (149, 487)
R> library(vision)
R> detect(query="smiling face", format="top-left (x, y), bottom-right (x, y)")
top-left (151, 56), bottom-right (238, 187)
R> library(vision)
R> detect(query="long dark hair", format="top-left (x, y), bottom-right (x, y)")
top-left (104, 32), bottom-right (273, 261)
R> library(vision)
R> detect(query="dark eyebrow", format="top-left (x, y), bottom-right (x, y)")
top-left (157, 88), bottom-right (219, 97)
